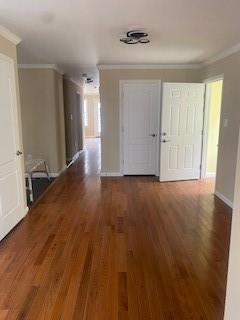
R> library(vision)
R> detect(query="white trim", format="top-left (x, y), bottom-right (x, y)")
top-left (215, 190), bottom-right (233, 208)
top-left (25, 206), bottom-right (29, 216)
top-left (204, 43), bottom-right (240, 66)
top-left (201, 75), bottom-right (223, 178)
top-left (206, 172), bottom-right (216, 178)
top-left (70, 77), bottom-right (84, 87)
top-left (67, 150), bottom-right (83, 168)
top-left (100, 172), bottom-right (123, 177)
top-left (72, 151), bottom-right (80, 162)
top-left (203, 74), bottom-right (224, 83)
top-left (119, 79), bottom-right (161, 176)
top-left (98, 42), bottom-right (240, 70)
top-left (0, 25), bottom-right (21, 45)
top-left (18, 64), bottom-right (64, 75)
top-left (98, 64), bottom-right (201, 70)
top-left (201, 83), bottom-right (211, 179)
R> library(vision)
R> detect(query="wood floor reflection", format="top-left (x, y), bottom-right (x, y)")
top-left (0, 138), bottom-right (232, 319)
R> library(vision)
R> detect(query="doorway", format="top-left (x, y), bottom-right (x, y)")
top-left (83, 95), bottom-right (101, 139)
top-left (120, 80), bottom-right (161, 176)
top-left (160, 83), bottom-right (205, 181)
top-left (201, 78), bottom-right (223, 180)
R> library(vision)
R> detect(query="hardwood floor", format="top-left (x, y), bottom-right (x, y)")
top-left (0, 138), bottom-right (232, 319)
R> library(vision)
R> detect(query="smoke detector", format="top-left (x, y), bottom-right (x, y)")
top-left (120, 30), bottom-right (150, 44)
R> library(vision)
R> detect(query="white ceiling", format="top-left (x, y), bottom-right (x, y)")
top-left (1, 0), bottom-right (240, 91)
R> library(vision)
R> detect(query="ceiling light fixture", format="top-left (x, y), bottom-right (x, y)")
top-left (82, 73), bottom-right (94, 84)
top-left (120, 30), bottom-right (150, 45)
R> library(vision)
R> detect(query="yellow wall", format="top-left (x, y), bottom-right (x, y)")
top-left (206, 80), bottom-right (223, 174)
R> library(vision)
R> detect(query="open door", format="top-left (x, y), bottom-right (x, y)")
top-left (160, 83), bottom-right (205, 181)
top-left (0, 54), bottom-right (26, 241)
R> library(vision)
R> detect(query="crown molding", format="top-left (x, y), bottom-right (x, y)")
top-left (98, 63), bottom-right (202, 70)
top-left (70, 77), bottom-right (84, 87)
top-left (98, 43), bottom-right (240, 70)
top-left (0, 25), bottom-right (21, 45)
top-left (204, 43), bottom-right (240, 66)
top-left (63, 76), bottom-right (84, 88)
top-left (18, 64), bottom-right (64, 74)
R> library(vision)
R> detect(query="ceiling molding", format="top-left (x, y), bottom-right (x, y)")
top-left (97, 64), bottom-right (202, 70)
top-left (204, 43), bottom-right (240, 66)
top-left (18, 64), bottom-right (64, 74)
top-left (0, 25), bottom-right (21, 45)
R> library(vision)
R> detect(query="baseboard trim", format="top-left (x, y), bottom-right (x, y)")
top-left (67, 150), bottom-right (84, 168)
top-left (101, 172), bottom-right (123, 177)
top-left (206, 172), bottom-right (216, 178)
top-left (215, 190), bottom-right (233, 208)
top-left (25, 206), bottom-right (29, 216)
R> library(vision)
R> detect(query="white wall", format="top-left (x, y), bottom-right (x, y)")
top-left (224, 128), bottom-right (240, 319)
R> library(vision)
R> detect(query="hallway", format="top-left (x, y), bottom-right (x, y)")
top-left (0, 138), bottom-right (231, 319)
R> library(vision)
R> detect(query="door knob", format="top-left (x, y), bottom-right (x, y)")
top-left (162, 139), bottom-right (170, 143)
top-left (149, 134), bottom-right (157, 137)
top-left (16, 150), bottom-right (23, 156)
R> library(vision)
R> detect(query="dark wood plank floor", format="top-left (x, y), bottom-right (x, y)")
top-left (0, 138), bottom-right (232, 319)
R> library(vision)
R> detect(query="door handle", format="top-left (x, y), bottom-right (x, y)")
top-left (149, 134), bottom-right (157, 137)
top-left (162, 139), bottom-right (171, 143)
top-left (16, 150), bottom-right (23, 156)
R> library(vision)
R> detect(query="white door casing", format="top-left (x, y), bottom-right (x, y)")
top-left (0, 54), bottom-right (26, 241)
top-left (120, 80), bottom-right (160, 175)
top-left (160, 83), bottom-right (205, 181)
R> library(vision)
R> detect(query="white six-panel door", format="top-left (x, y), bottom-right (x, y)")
top-left (0, 54), bottom-right (26, 241)
top-left (121, 81), bottom-right (160, 175)
top-left (160, 83), bottom-right (205, 181)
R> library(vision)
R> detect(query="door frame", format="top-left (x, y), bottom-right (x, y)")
top-left (119, 80), bottom-right (161, 176)
top-left (200, 74), bottom-right (224, 179)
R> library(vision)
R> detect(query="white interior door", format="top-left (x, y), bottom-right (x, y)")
top-left (160, 83), bottom-right (205, 181)
top-left (122, 81), bottom-right (160, 175)
top-left (0, 54), bottom-right (26, 241)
